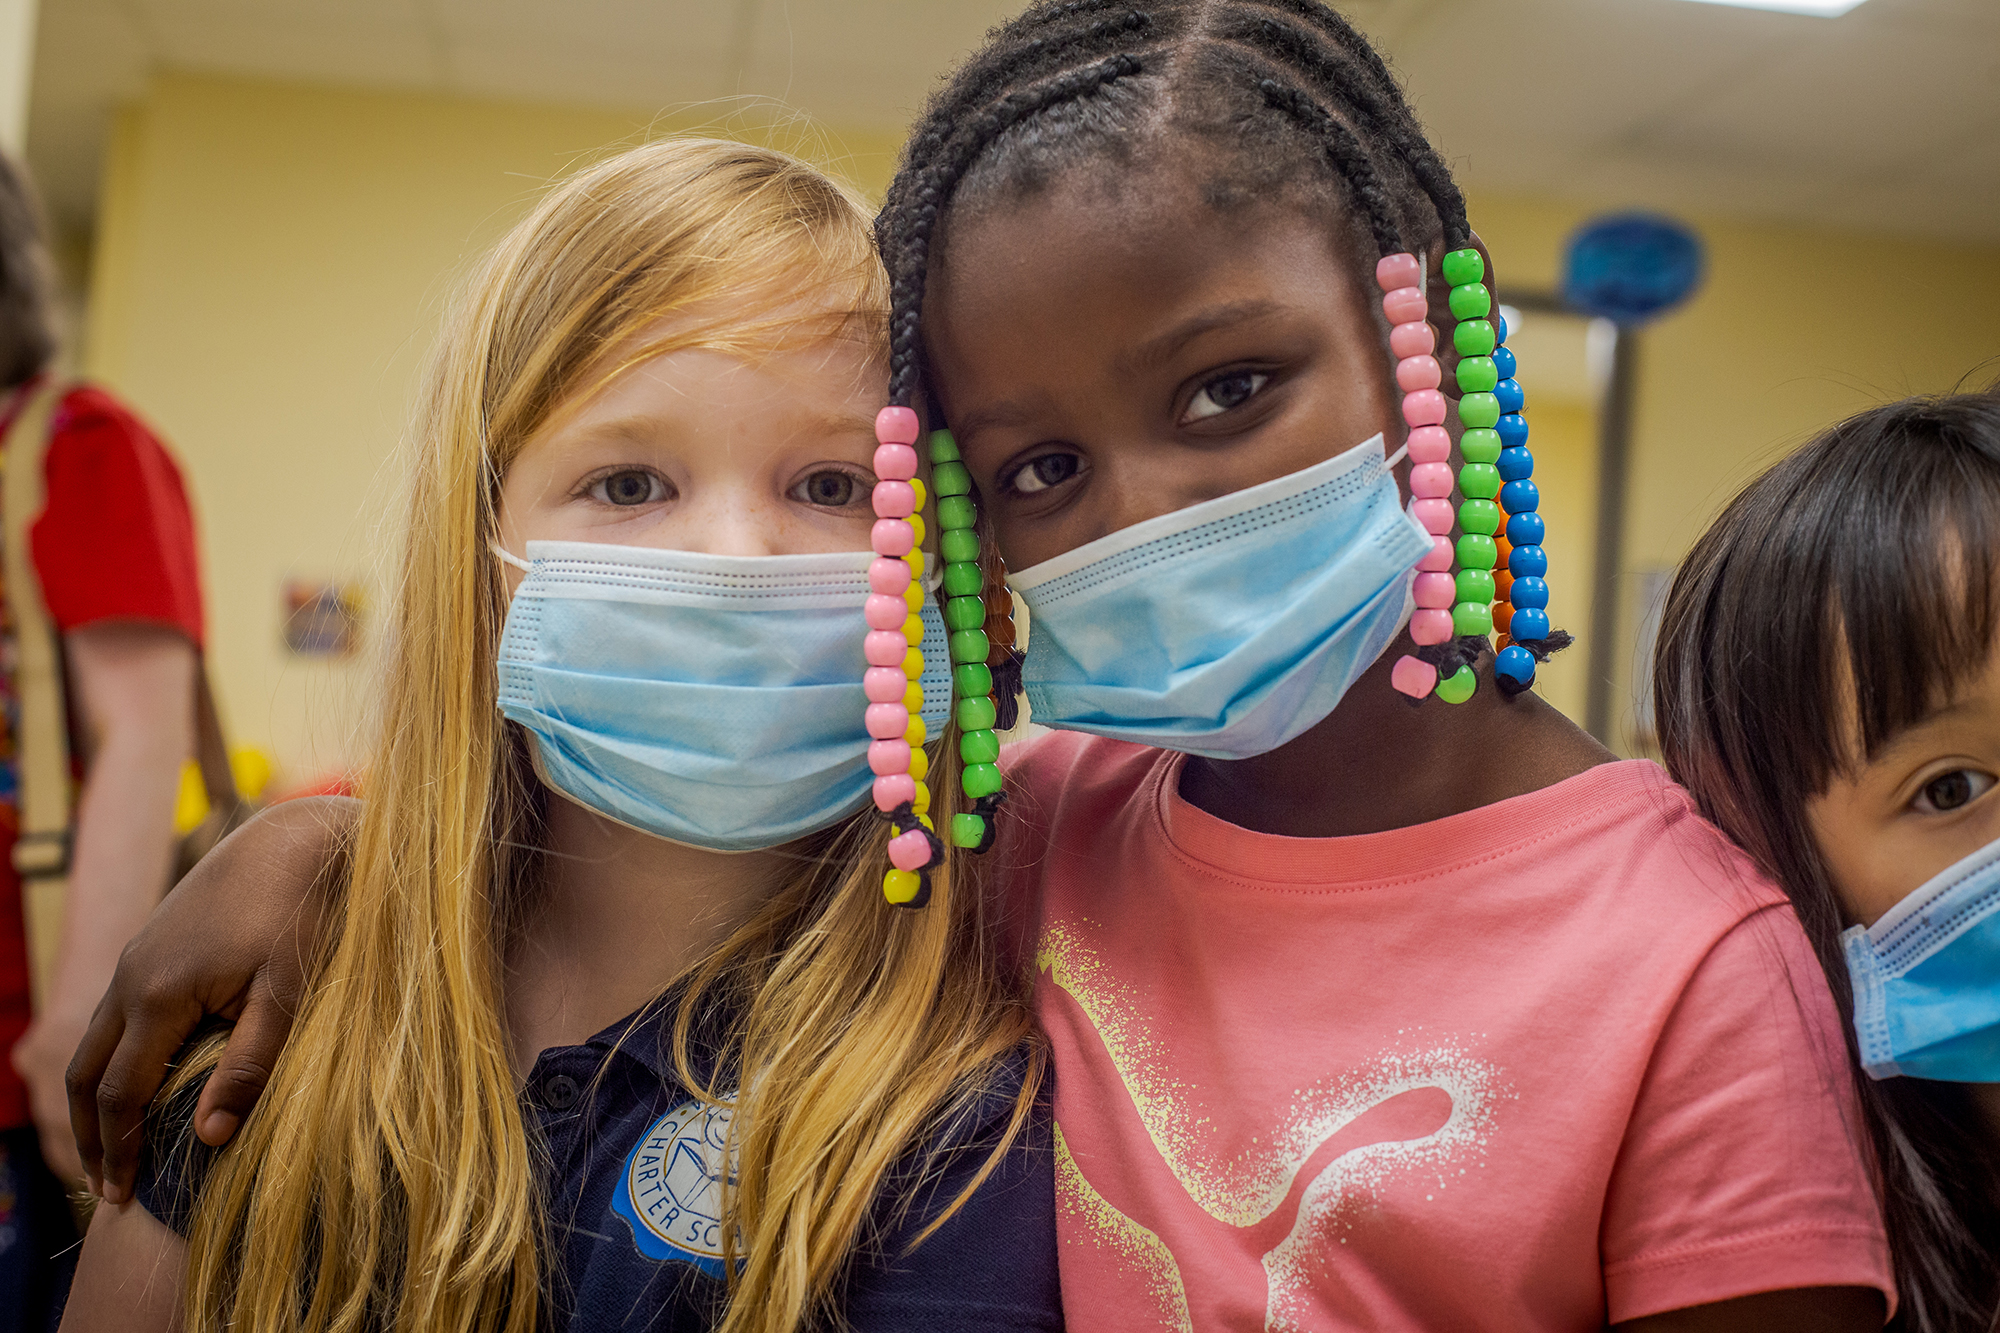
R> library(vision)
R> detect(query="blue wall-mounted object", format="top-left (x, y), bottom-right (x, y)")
top-left (1562, 213), bottom-right (1705, 324)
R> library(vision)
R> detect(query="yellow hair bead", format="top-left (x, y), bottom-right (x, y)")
top-left (904, 549), bottom-right (924, 580)
top-left (903, 681), bottom-right (925, 714)
top-left (883, 868), bottom-right (922, 904)
top-left (909, 477), bottom-right (927, 508)
top-left (917, 813), bottom-right (934, 832)
top-left (907, 513), bottom-right (926, 545)
top-left (902, 646), bottom-right (925, 679)
top-left (911, 783), bottom-right (930, 815)
top-left (902, 614), bottom-right (925, 647)
top-left (903, 581), bottom-right (925, 613)
top-left (905, 715), bottom-right (927, 748)
top-left (909, 747), bottom-right (929, 782)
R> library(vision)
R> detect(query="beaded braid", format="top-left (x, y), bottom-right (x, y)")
top-left (865, 52), bottom-right (1150, 906)
top-left (867, 2), bottom-right (1576, 898)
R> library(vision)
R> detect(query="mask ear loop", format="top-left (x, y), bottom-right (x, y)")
top-left (491, 542), bottom-right (533, 573)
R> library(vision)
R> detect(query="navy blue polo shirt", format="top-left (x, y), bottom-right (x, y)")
top-left (139, 1003), bottom-right (1061, 1331)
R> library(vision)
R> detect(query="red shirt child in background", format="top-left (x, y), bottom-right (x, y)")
top-left (0, 149), bottom-right (205, 1327)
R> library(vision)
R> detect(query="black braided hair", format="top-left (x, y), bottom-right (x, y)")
top-left (877, 0), bottom-right (1572, 696)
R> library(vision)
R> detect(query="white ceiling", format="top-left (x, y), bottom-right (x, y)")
top-left (24, 0), bottom-right (2000, 242)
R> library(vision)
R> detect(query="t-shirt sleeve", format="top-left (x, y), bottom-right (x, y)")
top-left (28, 385), bottom-right (204, 646)
top-left (1600, 901), bottom-right (1894, 1321)
top-left (833, 1044), bottom-right (1062, 1332)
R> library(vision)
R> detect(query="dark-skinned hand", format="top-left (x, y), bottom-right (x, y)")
top-left (65, 794), bottom-right (355, 1202)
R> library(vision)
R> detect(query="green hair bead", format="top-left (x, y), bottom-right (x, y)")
top-left (1452, 601), bottom-right (1494, 638)
top-left (942, 561), bottom-right (983, 596)
top-left (948, 628), bottom-right (990, 665)
top-left (954, 662), bottom-right (994, 696)
top-left (1456, 568), bottom-right (1495, 604)
top-left (1460, 428), bottom-right (1502, 464)
top-left (928, 429), bottom-right (961, 463)
top-left (956, 694), bottom-right (997, 732)
top-left (1454, 319), bottom-right (1496, 357)
top-left (1459, 393), bottom-right (1500, 430)
top-left (950, 813), bottom-right (987, 848)
top-left (1441, 248), bottom-right (1485, 286)
top-left (1447, 283), bottom-right (1492, 321)
top-left (960, 729), bottom-right (1001, 765)
top-left (1435, 664), bottom-right (1478, 704)
top-left (1458, 499), bottom-right (1501, 536)
top-left (1457, 533), bottom-right (1497, 569)
top-left (932, 461), bottom-right (974, 497)
top-left (940, 530), bottom-right (980, 563)
top-left (937, 496), bottom-right (977, 531)
top-left (943, 597), bottom-right (985, 631)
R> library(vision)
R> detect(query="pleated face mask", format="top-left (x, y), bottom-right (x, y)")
top-left (496, 541), bottom-right (950, 852)
top-left (1843, 834), bottom-right (2000, 1082)
top-left (1007, 435), bottom-right (1433, 760)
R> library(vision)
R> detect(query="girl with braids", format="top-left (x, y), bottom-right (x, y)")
top-left (1655, 390), bottom-right (2000, 1333)
top-left (60, 138), bottom-right (1060, 1333)
top-left (74, 4), bottom-right (1890, 1330)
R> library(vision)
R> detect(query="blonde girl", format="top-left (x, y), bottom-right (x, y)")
top-left (61, 138), bottom-right (1055, 1333)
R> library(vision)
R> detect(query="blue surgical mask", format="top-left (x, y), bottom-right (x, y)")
top-left (1007, 435), bottom-right (1433, 761)
top-left (496, 541), bottom-right (950, 853)
top-left (1844, 836), bottom-right (2000, 1082)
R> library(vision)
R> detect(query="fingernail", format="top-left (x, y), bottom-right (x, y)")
top-left (198, 1110), bottom-right (240, 1145)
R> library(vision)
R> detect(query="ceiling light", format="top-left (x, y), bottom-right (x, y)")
top-left (1674, 0), bottom-right (1868, 14)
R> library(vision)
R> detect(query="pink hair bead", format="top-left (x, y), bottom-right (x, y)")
top-left (1389, 321), bottom-right (1435, 359)
top-left (1391, 654), bottom-right (1438, 699)
top-left (1409, 462), bottom-right (1454, 499)
top-left (873, 773), bottom-right (917, 812)
top-left (864, 594), bottom-right (906, 631)
top-left (865, 703), bottom-right (909, 740)
top-left (1383, 286), bottom-right (1427, 326)
top-left (1417, 535), bottom-right (1454, 571)
top-left (1411, 498), bottom-right (1455, 534)
top-left (872, 479), bottom-right (916, 518)
top-left (868, 739), bottom-right (912, 775)
top-left (1406, 425), bottom-right (1451, 464)
top-left (1395, 355), bottom-right (1441, 392)
top-left (1376, 253), bottom-right (1422, 292)
top-left (1413, 571), bottom-right (1456, 609)
top-left (875, 406), bottom-right (920, 446)
top-left (888, 828), bottom-right (933, 872)
top-left (865, 631), bottom-right (907, 666)
top-left (1401, 389), bottom-right (1447, 428)
top-left (871, 518), bottom-right (914, 557)
top-left (869, 557), bottom-right (912, 594)
top-left (864, 667), bottom-right (907, 703)
top-left (873, 442), bottom-right (919, 482)
top-left (1410, 609), bottom-right (1454, 645)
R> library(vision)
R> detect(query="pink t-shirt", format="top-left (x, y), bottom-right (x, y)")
top-left (998, 734), bottom-right (1892, 1331)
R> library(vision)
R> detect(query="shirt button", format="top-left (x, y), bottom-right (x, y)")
top-left (542, 1074), bottom-right (580, 1111)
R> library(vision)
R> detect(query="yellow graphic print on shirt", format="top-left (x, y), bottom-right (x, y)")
top-left (1038, 920), bottom-right (1510, 1332)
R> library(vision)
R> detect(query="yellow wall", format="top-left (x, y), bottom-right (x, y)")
top-left (1468, 189), bottom-right (2000, 752)
top-left (82, 74), bottom-right (898, 783)
top-left (78, 75), bottom-right (2000, 778)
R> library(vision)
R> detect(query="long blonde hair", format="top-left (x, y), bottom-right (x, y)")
top-left (175, 138), bottom-right (1043, 1333)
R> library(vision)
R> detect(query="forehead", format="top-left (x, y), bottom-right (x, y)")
top-left (925, 169), bottom-right (1351, 381)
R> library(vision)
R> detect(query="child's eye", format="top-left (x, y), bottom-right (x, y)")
top-left (589, 468), bottom-right (670, 507)
top-left (1183, 370), bottom-right (1270, 423)
top-left (1913, 769), bottom-right (1997, 814)
top-left (791, 468), bottom-right (869, 509)
top-left (1004, 452), bottom-right (1084, 496)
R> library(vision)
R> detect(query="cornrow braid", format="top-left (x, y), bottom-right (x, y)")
top-left (1223, 10), bottom-right (1471, 249)
top-left (1254, 76), bottom-right (1404, 258)
top-left (885, 52), bottom-right (1148, 408)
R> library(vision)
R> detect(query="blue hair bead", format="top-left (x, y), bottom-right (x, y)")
top-left (1496, 413), bottom-right (1529, 449)
top-left (1508, 544), bottom-right (1548, 578)
top-left (1495, 312), bottom-right (1509, 346)
top-left (1510, 607), bottom-right (1551, 641)
top-left (1494, 378), bottom-right (1524, 414)
top-left (1510, 576), bottom-right (1549, 610)
top-left (1497, 446), bottom-right (1534, 482)
top-left (1506, 511), bottom-right (1545, 546)
top-left (1492, 344), bottom-right (1516, 378)
top-left (1500, 478), bottom-right (1540, 513)
top-left (1494, 643), bottom-right (1536, 688)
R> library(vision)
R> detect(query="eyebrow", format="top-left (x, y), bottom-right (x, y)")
top-left (1124, 299), bottom-right (1289, 374)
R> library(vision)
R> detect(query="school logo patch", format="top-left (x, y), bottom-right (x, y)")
top-left (612, 1096), bottom-right (738, 1275)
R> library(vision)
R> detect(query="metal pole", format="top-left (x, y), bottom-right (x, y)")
top-left (1585, 325), bottom-right (1638, 745)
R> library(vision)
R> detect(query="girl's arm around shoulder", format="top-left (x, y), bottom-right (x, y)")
top-left (61, 1200), bottom-right (185, 1332)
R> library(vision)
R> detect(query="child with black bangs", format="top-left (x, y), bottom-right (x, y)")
top-left (1656, 389), bottom-right (2000, 1333)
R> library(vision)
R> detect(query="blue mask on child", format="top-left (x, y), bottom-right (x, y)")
top-left (497, 541), bottom-right (950, 853)
top-left (1843, 835), bottom-right (2000, 1082)
top-left (1007, 435), bottom-right (1432, 761)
